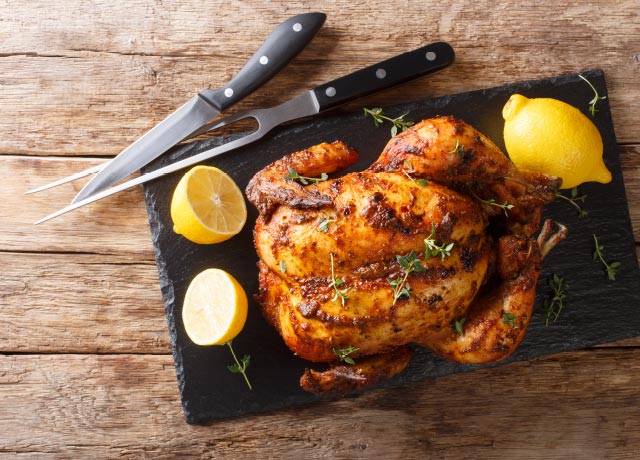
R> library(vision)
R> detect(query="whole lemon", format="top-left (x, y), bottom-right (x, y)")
top-left (502, 94), bottom-right (611, 189)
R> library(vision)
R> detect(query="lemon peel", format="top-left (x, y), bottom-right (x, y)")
top-left (170, 165), bottom-right (247, 244)
top-left (182, 268), bottom-right (248, 346)
top-left (502, 94), bottom-right (611, 189)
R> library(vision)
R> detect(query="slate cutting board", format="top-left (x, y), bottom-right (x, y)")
top-left (143, 69), bottom-right (640, 424)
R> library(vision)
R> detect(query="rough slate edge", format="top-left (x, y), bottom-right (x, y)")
top-left (143, 69), bottom-right (640, 424)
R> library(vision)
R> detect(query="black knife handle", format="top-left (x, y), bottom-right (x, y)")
top-left (200, 12), bottom-right (326, 112)
top-left (312, 42), bottom-right (455, 111)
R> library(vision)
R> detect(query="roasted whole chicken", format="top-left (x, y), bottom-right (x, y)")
top-left (247, 116), bottom-right (567, 397)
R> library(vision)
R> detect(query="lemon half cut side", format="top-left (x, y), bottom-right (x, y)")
top-left (502, 94), bottom-right (612, 189)
top-left (182, 268), bottom-right (248, 346)
top-left (171, 165), bottom-right (247, 244)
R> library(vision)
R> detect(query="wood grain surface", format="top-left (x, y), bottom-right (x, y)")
top-left (1, 0), bottom-right (639, 458)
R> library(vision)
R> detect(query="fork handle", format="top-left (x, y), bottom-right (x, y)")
top-left (312, 42), bottom-right (455, 111)
top-left (200, 12), bottom-right (325, 112)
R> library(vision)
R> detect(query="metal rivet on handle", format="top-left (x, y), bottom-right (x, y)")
top-left (224, 88), bottom-right (234, 97)
top-left (259, 56), bottom-right (269, 65)
top-left (293, 23), bottom-right (302, 32)
top-left (425, 51), bottom-right (436, 61)
top-left (376, 68), bottom-right (387, 79)
top-left (325, 87), bottom-right (336, 97)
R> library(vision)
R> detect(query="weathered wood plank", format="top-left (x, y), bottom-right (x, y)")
top-left (1, 350), bottom-right (639, 458)
top-left (1, 252), bottom-right (170, 353)
top-left (3, 155), bottom-right (153, 256)
top-left (0, 0), bottom-right (638, 156)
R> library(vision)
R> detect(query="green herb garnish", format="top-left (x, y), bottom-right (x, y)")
top-left (449, 139), bottom-right (465, 158)
top-left (593, 234), bottom-right (621, 281)
top-left (284, 167), bottom-right (328, 185)
top-left (578, 74), bottom-right (607, 117)
top-left (402, 160), bottom-right (429, 186)
top-left (555, 187), bottom-right (588, 218)
top-left (329, 253), bottom-right (350, 306)
top-left (543, 273), bottom-right (567, 326)
top-left (279, 260), bottom-right (287, 274)
top-left (318, 217), bottom-right (336, 233)
top-left (451, 317), bottom-right (466, 335)
top-left (424, 223), bottom-right (454, 261)
top-left (226, 340), bottom-right (252, 390)
top-left (333, 345), bottom-right (359, 365)
top-left (502, 312), bottom-right (518, 328)
top-left (471, 191), bottom-right (514, 217)
top-left (364, 107), bottom-right (414, 137)
top-left (388, 250), bottom-right (425, 305)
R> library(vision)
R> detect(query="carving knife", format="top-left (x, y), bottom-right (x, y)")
top-left (34, 42), bottom-right (455, 224)
top-left (26, 12), bottom-right (327, 198)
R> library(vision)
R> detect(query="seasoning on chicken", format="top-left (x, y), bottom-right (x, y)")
top-left (247, 116), bottom-right (567, 397)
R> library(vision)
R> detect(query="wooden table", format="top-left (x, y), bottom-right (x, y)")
top-left (2, 1), bottom-right (639, 457)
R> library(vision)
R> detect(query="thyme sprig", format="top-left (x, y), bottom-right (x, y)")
top-left (333, 345), bottom-right (359, 365)
top-left (364, 107), bottom-right (415, 137)
top-left (555, 187), bottom-right (588, 218)
top-left (318, 217), bottom-right (337, 233)
top-left (502, 312), bottom-right (518, 328)
top-left (449, 139), bottom-right (465, 158)
top-left (543, 273), bottom-right (568, 326)
top-left (402, 160), bottom-right (429, 186)
top-left (226, 341), bottom-right (252, 390)
top-left (578, 74), bottom-right (607, 117)
top-left (593, 234), bottom-right (621, 281)
top-left (471, 191), bottom-right (514, 216)
top-left (451, 317), bottom-right (466, 335)
top-left (329, 253), bottom-right (350, 306)
top-left (284, 167), bottom-right (328, 185)
top-left (388, 250), bottom-right (425, 305)
top-left (424, 224), bottom-right (454, 261)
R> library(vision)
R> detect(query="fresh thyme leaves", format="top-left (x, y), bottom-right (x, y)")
top-left (279, 260), bottom-right (287, 274)
top-left (471, 191), bottom-right (515, 216)
top-left (329, 253), bottom-right (350, 306)
top-left (451, 317), bottom-right (466, 335)
top-left (364, 107), bottom-right (415, 137)
top-left (388, 250), bottom-right (425, 305)
top-left (555, 187), bottom-right (588, 218)
top-left (543, 273), bottom-right (568, 326)
top-left (578, 74), bottom-right (607, 117)
top-left (424, 224), bottom-right (454, 261)
top-left (449, 139), bottom-right (465, 158)
top-left (284, 166), bottom-right (328, 185)
top-left (333, 345), bottom-right (359, 365)
top-left (226, 340), bottom-right (252, 390)
top-left (593, 234), bottom-right (621, 281)
top-left (502, 312), bottom-right (518, 328)
top-left (318, 217), bottom-right (336, 232)
top-left (402, 160), bottom-right (429, 186)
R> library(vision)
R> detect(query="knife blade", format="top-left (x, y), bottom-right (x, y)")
top-left (28, 12), bottom-right (326, 200)
top-left (34, 42), bottom-right (454, 224)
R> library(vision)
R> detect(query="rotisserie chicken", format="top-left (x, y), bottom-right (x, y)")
top-left (247, 116), bottom-right (567, 397)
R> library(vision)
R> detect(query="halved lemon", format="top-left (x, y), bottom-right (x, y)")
top-left (182, 268), bottom-right (248, 346)
top-left (171, 165), bottom-right (247, 244)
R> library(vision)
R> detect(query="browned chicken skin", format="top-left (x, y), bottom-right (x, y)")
top-left (247, 116), bottom-right (567, 397)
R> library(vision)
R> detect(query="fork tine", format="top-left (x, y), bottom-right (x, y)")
top-left (24, 163), bottom-right (105, 195)
top-left (27, 109), bottom-right (260, 196)
top-left (189, 109), bottom-right (261, 138)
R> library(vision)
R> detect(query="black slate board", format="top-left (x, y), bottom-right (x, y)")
top-left (143, 69), bottom-right (640, 424)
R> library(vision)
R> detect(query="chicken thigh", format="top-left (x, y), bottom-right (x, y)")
top-left (247, 116), bottom-right (566, 397)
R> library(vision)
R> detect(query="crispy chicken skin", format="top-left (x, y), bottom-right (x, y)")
top-left (247, 116), bottom-right (566, 397)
